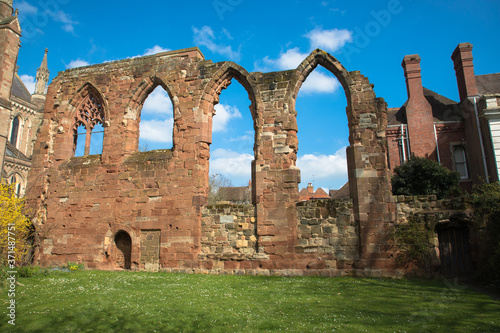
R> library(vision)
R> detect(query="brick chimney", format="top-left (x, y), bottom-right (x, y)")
top-left (307, 183), bottom-right (314, 194)
top-left (401, 54), bottom-right (436, 159)
top-left (451, 43), bottom-right (478, 101)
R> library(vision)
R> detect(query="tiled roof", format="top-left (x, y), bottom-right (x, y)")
top-left (11, 74), bottom-right (32, 104)
top-left (476, 73), bottom-right (500, 95)
top-left (388, 88), bottom-right (462, 126)
top-left (330, 182), bottom-right (350, 199)
top-left (5, 142), bottom-right (30, 163)
top-left (218, 186), bottom-right (251, 203)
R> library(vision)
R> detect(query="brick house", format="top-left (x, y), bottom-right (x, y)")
top-left (298, 183), bottom-right (331, 201)
top-left (387, 44), bottom-right (499, 192)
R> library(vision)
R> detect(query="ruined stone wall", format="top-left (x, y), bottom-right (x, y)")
top-left (26, 47), bottom-right (396, 276)
top-left (296, 199), bottom-right (359, 269)
top-left (200, 203), bottom-right (257, 260)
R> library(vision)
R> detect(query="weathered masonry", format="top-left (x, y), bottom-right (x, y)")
top-left (27, 47), bottom-right (396, 275)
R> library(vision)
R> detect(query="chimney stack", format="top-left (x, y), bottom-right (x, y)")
top-left (307, 183), bottom-right (314, 194)
top-left (451, 43), bottom-right (478, 101)
top-left (401, 54), bottom-right (437, 159)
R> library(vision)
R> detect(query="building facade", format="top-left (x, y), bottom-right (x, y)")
top-left (387, 43), bottom-right (499, 191)
top-left (0, 0), bottom-right (48, 196)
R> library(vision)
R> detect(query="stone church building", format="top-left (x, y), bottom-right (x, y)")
top-left (0, 0), bottom-right (48, 197)
top-left (1, 0), bottom-right (499, 276)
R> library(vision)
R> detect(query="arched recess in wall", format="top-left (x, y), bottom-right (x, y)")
top-left (114, 230), bottom-right (132, 270)
top-left (288, 50), bottom-right (354, 199)
top-left (8, 173), bottom-right (24, 197)
top-left (68, 83), bottom-right (109, 157)
top-left (9, 114), bottom-right (22, 148)
top-left (125, 76), bottom-right (178, 152)
top-left (200, 63), bottom-right (260, 204)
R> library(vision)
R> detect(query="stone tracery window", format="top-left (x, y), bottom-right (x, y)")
top-left (73, 92), bottom-right (105, 156)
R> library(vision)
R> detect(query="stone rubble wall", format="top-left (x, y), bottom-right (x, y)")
top-left (200, 203), bottom-right (257, 259)
top-left (296, 199), bottom-right (359, 265)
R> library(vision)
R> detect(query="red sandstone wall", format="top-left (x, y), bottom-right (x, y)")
top-left (26, 48), bottom-right (395, 276)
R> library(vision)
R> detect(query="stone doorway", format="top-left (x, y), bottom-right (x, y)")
top-left (115, 231), bottom-right (132, 269)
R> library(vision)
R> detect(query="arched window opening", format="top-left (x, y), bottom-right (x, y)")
top-left (9, 116), bottom-right (20, 148)
top-left (296, 66), bottom-right (349, 200)
top-left (9, 174), bottom-right (22, 197)
top-left (114, 231), bottom-right (132, 270)
top-left (453, 146), bottom-right (468, 180)
top-left (209, 79), bottom-right (254, 204)
top-left (72, 92), bottom-right (105, 157)
top-left (138, 86), bottom-right (174, 151)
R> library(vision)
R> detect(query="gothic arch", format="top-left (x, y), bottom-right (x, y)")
top-left (9, 113), bottom-right (23, 148)
top-left (122, 76), bottom-right (179, 152)
top-left (66, 82), bottom-right (108, 156)
top-left (197, 61), bottom-right (262, 151)
top-left (67, 82), bottom-right (110, 125)
top-left (125, 75), bottom-right (179, 122)
top-left (199, 62), bottom-right (261, 122)
top-left (287, 49), bottom-right (353, 121)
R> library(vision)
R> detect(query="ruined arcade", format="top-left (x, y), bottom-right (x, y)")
top-left (26, 47), bottom-right (396, 275)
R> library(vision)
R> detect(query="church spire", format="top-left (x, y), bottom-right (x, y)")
top-left (34, 48), bottom-right (49, 96)
top-left (32, 49), bottom-right (50, 109)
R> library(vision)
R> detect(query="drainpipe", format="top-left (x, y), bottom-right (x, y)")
top-left (471, 96), bottom-right (490, 183)
top-left (400, 124), bottom-right (406, 163)
top-left (434, 124), bottom-right (441, 164)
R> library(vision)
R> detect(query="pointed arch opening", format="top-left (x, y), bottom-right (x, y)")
top-left (8, 173), bottom-right (23, 197)
top-left (71, 84), bottom-right (107, 157)
top-left (138, 85), bottom-right (174, 152)
top-left (201, 64), bottom-right (259, 205)
top-left (114, 230), bottom-right (132, 270)
top-left (293, 52), bottom-right (352, 200)
top-left (9, 115), bottom-right (21, 148)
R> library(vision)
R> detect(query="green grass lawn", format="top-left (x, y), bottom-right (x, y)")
top-left (1, 270), bottom-right (499, 332)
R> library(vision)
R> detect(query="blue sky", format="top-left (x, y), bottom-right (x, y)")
top-left (14, 0), bottom-right (500, 190)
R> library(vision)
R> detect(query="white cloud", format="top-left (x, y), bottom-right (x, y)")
top-left (230, 134), bottom-right (252, 142)
top-left (297, 147), bottom-right (348, 181)
top-left (305, 28), bottom-right (353, 53)
top-left (257, 49), bottom-right (340, 95)
top-left (17, 1), bottom-right (38, 15)
top-left (45, 10), bottom-right (78, 34)
top-left (139, 118), bottom-right (174, 143)
top-left (66, 59), bottom-right (90, 69)
top-left (19, 74), bottom-right (36, 94)
top-left (142, 45), bottom-right (171, 56)
top-left (193, 26), bottom-right (241, 61)
top-left (210, 148), bottom-right (253, 179)
top-left (213, 104), bottom-right (242, 132)
top-left (142, 88), bottom-right (173, 115)
top-left (299, 70), bottom-right (340, 95)
top-left (257, 48), bottom-right (309, 72)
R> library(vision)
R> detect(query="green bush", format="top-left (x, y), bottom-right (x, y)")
top-left (392, 157), bottom-right (461, 199)
top-left (393, 215), bottom-right (435, 273)
top-left (469, 181), bottom-right (500, 289)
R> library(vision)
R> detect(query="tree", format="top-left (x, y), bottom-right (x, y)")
top-left (0, 182), bottom-right (32, 266)
top-left (208, 173), bottom-right (233, 205)
top-left (392, 157), bottom-right (460, 199)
